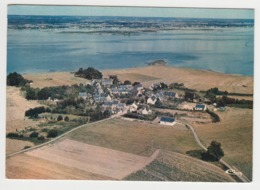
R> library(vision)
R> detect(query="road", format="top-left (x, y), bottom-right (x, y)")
top-left (6, 111), bottom-right (126, 158)
top-left (176, 120), bottom-right (250, 182)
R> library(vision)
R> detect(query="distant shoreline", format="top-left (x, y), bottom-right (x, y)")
top-left (21, 64), bottom-right (253, 78)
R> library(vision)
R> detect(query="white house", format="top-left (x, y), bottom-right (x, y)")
top-left (159, 116), bottom-right (175, 126)
top-left (102, 78), bottom-right (113, 86)
top-left (147, 96), bottom-right (157, 105)
top-left (130, 102), bottom-right (138, 112)
top-left (141, 107), bottom-right (152, 115)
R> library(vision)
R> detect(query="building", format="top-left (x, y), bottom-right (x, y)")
top-left (160, 116), bottom-right (175, 126)
top-left (164, 91), bottom-right (178, 98)
top-left (102, 78), bottom-right (113, 86)
top-left (139, 106), bottom-right (152, 115)
top-left (134, 84), bottom-right (143, 91)
top-left (93, 94), bottom-right (112, 103)
top-left (130, 102), bottom-right (138, 112)
top-left (147, 96), bottom-right (157, 105)
top-left (194, 104), bottom-right (207, 111)
top-left (78, 92), bottom-right (92, 100)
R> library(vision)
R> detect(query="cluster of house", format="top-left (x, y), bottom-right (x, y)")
top-left (129, 102), bottom-right (153, 115)
top-left (145, 90), bottom-right (179, 105)
top-left (75, 78), bottom-right (211, 126)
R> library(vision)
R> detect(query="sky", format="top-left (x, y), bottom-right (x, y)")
top-left (8, 5), bottom-right (254, 19)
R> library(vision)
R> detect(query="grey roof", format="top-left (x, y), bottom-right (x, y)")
top-left (79, 92), bottom-right (87, 97)
top-left (134, 84), bottom-right (143, 88)
top-left (164, 91), bottom-right (176, 97)
top-left (160, 117), bottom-right (175, 123)
top-left (103, 101), bottom-right (113, 106)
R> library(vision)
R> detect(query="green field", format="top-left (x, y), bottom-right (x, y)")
top-left (68, 118), bottom-right (200, 157)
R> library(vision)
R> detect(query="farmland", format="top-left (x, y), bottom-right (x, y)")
top-left (192, 107), bottom-right (253, 180)
top-left (67, 118), bottom-right (200, 156)
top-left (125, 150), bottom-right (234, 182)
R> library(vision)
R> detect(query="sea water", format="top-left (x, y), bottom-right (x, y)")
top-left (7, 16), bottom-right (254, 76)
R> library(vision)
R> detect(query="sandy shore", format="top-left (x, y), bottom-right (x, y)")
top-left (23, 65), bottom-right (253, 94)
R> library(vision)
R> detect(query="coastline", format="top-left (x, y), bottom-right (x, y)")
top-left (22, 65), bottom-right (253, 94)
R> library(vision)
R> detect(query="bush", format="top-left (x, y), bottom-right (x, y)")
top-left (74, 67), bottom-right (103, 80)
top-left (25, 106), bottom-right (50, 117)
top-left (47, 129), bottom-right (58, 138)
top-left (7, 72), bottom-right (31, 87)
top-left (6, 132), bottom-right (23, 138)
top-left (64, 116), bottom-right (70, 122)
top-left (29, 132), bottom-right (38, 138)
top-left (25, 87), bottom-right (38, 100)
top-left (124, 80), bottom-right (132, 85)
top-left (37, 136), bottom-right (45, 140)
top-left (57, 115), bottom-right (63, 121)
top-left (206, 109), bottom-right (220, 123)
top-left (24, 146), bottom-right (31, 149)
top-left (201, 141), bottom-right (224, 161)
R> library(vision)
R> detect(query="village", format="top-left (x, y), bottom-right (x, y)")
top-left (6, 67), bottom-right (253, 182)
top-left (63, 74), bottom-right (220, 127)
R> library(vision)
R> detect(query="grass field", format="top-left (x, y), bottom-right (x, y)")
top-left (125, 150), bottom-right (234, 182)
top-left (68, 118), bottom-right (201, 157)
top-left (192, 107), bottom-right (253, 180)
top-left (23, 72), bottom-right (87, 88)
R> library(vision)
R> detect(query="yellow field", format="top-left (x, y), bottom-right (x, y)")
top-left (192, 107), bottom-right (253, 180)
top-left (68, 118), bottom-right (200, 156)
top-left (104, 65), bottom-right (253, 94)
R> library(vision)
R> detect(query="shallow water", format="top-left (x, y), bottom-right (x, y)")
top-left (7, 26), bottom-right (254, 75)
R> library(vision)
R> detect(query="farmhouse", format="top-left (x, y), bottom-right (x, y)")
top-left (159, 116), bottom-right (175, 126)
top-left (164, 91), bottom-right (178, 98)
top-left (130, 102), bottom-right (138, 112)
top-left (194, 104), bottom-right (207, 111)
top-left (138, 105), bottom-right (152, 115)
top-left (102, 78), bottom-right (113, 86)
top-left (134, 84), bottom-right (143, 91)
top-left (147, 96), bottom-right (157, 105)
top-left (78, 92), bottom-right (91, 100)
top-left (93, 94), bottom-right (112, 103)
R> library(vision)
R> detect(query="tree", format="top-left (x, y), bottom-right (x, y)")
top-left (64, 116), bottom-right (70, 122)
top-left (37, 87), bottom-right (52, 100)
top-left (132, 82), bottom-right (140, 86)
top-left (29, 132), bottom-right (38, 138)
top-left (25, 87), bottom-right (38, 100)
top-left (75, 67), bottom-right (102, 80)
top-left (57, 115), bottom-right (63, 121)
top-left (216, 98), bottom-right (226, 107)
top-left (160, 82), bottom-right (168, 89)
top-left (155, 99), bottom-right (162, 107)
top-left (184, 91), bottom-right (194, 102)
top-left (108, 75), bottom-right (120, 84)
top-left (124, 80), bottom-right (132, 85)
top-left (7, 72), bottom-right (31, 87)
top-left (103, 110), bottom-right (111, 118)
top-left (47, 129), bottom-right (58, 138)
top-left (202, 141), bottom-right (224, 161)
